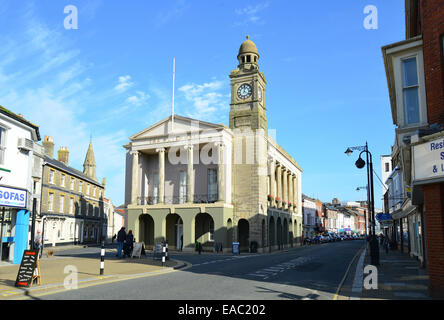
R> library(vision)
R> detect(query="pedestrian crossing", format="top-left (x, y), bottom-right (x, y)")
top-left (246, 256), bottom-right (314, 280)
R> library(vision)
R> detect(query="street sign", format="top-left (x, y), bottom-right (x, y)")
top-left (132, 242), bottom-right (143, 258)
top-left (232, 242), bottom-right (240, 255)
top-left (15, 250), bottom-right (40, 287)
top-left (0, 186), bottom-right (27, 208)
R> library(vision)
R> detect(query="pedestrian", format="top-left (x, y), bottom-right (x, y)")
top-left (34, 230), bottom-right (43, 258)
top-left (116, 227), bottom-right (126, 259)
top-left (180, 235), bottom-right (183, 251)
top-left (123, 230), bottom-right (134, 258)
top-left (384, 236), bottom-right (390, 254)
top-left (198, 241), bottom-right (202, 255)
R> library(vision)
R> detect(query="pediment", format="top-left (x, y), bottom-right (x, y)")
top-left (130, 115), bottom-right (225, 141)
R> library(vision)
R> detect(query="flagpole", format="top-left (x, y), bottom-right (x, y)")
top-left (172, 57), bottom-right (175, 132)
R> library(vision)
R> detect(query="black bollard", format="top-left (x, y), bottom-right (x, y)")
top-left (100, 240), bottom-right (105, 275)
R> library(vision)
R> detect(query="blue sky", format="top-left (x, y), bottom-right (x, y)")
top-left (0, 0), bottom-right (405, 208)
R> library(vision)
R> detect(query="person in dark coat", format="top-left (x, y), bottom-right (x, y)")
top-left (116, 227), bottom-right (126, 258)
top-left (123, 230), bottom-right (134, 258)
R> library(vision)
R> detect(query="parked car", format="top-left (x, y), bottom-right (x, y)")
top-left (320, 234), bottom-right (331, 243)
top-left (328, 233), bottom-right (337, 241)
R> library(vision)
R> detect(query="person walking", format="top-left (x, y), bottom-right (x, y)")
top-left (383, 236), bottom-right (390, 254)
top-left (180, 235), bottom-right (183, 251)
top-left (116, 227), bottom-right (126, 259)
top-left (34, 230), bottom-right (43, 258)
top-left (123, 230), bottom-right (134, 258)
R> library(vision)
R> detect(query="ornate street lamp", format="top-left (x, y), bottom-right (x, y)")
top-left (345, 142), bottom-right (379, 265)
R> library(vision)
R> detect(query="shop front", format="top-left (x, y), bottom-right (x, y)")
top-left (0, 185), bottom-right (29, 264)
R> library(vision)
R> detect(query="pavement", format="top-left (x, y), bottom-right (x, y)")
top-left (359, 244), bottom-right (430, 300)
top-left (0, 246), bottom-right (180, 300)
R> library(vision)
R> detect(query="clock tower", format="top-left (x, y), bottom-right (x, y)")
top-left (229, 36), bottom-right (267, 131)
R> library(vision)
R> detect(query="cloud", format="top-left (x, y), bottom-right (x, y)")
top-left (114, 75), bottom-right (134, 92)
top-left (178, 80), bottom-right (229, 122)
top-left (154, 0), bottom-right (189, 27)
top-left (126, 91), bottom-right (150, 106)
top-left (235, 2), bottom-right (269, 25)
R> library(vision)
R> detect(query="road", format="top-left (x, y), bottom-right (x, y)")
top-left (24, 240), bottom-right (364, 300)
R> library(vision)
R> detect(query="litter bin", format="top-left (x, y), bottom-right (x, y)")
top-left (250, 241), bottom-right (258, 253)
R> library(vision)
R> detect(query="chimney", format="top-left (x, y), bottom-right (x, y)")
top-left (42, 136), bottom-right (55, 158)
top-left (58, 146), bottom-right (69, 165)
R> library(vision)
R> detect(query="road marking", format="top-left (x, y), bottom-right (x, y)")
top-left (333, 244), bottom-right (365, 300)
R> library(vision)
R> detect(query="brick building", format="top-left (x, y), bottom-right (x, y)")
top-left (382, 0), bottom-right (444, 297)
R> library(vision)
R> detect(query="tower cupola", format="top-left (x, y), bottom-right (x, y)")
top-left (237, 35), bottom-right (259, 68)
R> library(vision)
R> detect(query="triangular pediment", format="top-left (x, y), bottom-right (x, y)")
top-left (130, 115), bottom-right (225, 141)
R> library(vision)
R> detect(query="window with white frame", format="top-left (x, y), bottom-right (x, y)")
top-left (70, 177), bottom-right (75, 190)
top-left (402, 57), bottom-right (420, 125)
top-left (79, 181), bottom-right (83, 193)
top-left (61, 174), bottom-right (65, 188)
top-left (87, 184), bottom-right (90, 195)
top-left (48, 193), bottom-right (54, 211)
top-left (0, 126), bottom-right (6, 165)
top-left (59, 195), bottom-right (64, 213)
top-left (69, 197), bottom-right (74, 214)
top-left (49, 170), bottom-right (55, 184)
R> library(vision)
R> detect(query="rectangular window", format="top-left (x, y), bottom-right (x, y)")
top-left (385, 162), bottom-right (390, 172)
top-left (49, 170), bottom-right (55, 184)
top-left (402, 57), bottom-right (420, 125)
top-left (208, 169), bottom-right (218, 202)
top-left (70, 178), bottom-right (75, 191)
top-left (86, 203), bottom-right (89, 216)
top-left (61, 174), bottom-right (65, 188)
top-left (179, 171), bottom-right (187, 204)
top-left (79, 181), bottom-right (83, 193)
top-left (0, 127), bottom-right (6, 165)
top-left (48, 193), bottom-right (54, 211)
top-left (59, 195), bottom-right (64, 213)
top-left (69, 198), bottom-right (74, 214)
top-left (87, 184), bottom-right (90, 195)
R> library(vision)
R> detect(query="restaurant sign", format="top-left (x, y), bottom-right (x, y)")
top-left (412, 137), bottom-right (444, 184)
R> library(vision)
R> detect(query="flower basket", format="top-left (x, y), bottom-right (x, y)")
top-left (267, 195), bottom-right (274, 201)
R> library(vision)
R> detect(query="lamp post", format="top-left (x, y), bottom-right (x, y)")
top-left (345, 142), bottom-right (379, 265)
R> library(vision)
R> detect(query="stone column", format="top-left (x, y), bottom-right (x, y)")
top-left (187, 145), bottom-right (194, 203)
top-left (283, 167), bottom-right (288, 210)
top-left (276, 164), bottom-right (282, 209)
top-left (269, 159), bottom-right (276, 207)
top-left (293, 175), bottom-right (298, 213)
top-left (217, 143), bottom-right (225, 202)
top-left (130, 151), bottom-right (139, 205)
top-left (288, 172), bottom-right (293, 212)
top-left (156, 148), bottom-right (165, 204)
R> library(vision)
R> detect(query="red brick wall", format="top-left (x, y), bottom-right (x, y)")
top-left (423, 183), bottom-right (444, 297)
top-left (420, 0), bottom-right (444, 126)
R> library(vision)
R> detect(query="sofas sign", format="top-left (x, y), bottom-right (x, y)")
top-left (0, 186), bottom-right (27, 208)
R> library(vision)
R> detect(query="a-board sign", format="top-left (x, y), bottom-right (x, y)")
top-left (232, 242), bottom-right (240, 255)
top-left (131, 242), bottom-right (143, 258)
top-left (15, 250), bottom-right (40, 287)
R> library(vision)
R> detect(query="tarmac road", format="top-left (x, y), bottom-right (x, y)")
top-left (23, 240), bottom-right (364, 300)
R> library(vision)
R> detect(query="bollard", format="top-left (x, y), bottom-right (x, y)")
top-left (165, 242), bottom-right (169, 260)
top-left (100, 241), bottom-right (105, 275)
top-left (162, 244), bottom-right (166, 267)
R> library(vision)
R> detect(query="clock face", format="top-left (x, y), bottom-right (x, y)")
top-left (237, 83), bottom-right (252, 99)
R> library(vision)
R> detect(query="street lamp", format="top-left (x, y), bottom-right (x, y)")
top-left (345, 142), bottom-right (379, 265)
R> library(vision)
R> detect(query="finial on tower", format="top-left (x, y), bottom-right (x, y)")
top-left (246, 35), bottom-right (250, 40)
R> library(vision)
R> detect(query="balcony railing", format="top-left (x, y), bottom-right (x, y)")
top-left (137, 194), bottom-right (219, 205)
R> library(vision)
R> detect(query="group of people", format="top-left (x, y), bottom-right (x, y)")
top-left (115, 227), bottom-right (134, 259)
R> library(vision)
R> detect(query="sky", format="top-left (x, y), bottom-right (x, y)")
top-left (0, 0), bottom-right (405, 208)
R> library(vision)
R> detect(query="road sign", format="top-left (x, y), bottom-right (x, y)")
top-left (232, 242), bottom-right (240, 255)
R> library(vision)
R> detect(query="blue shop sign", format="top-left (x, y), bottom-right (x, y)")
top-left (0, 186), bottom-right (27, 208)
